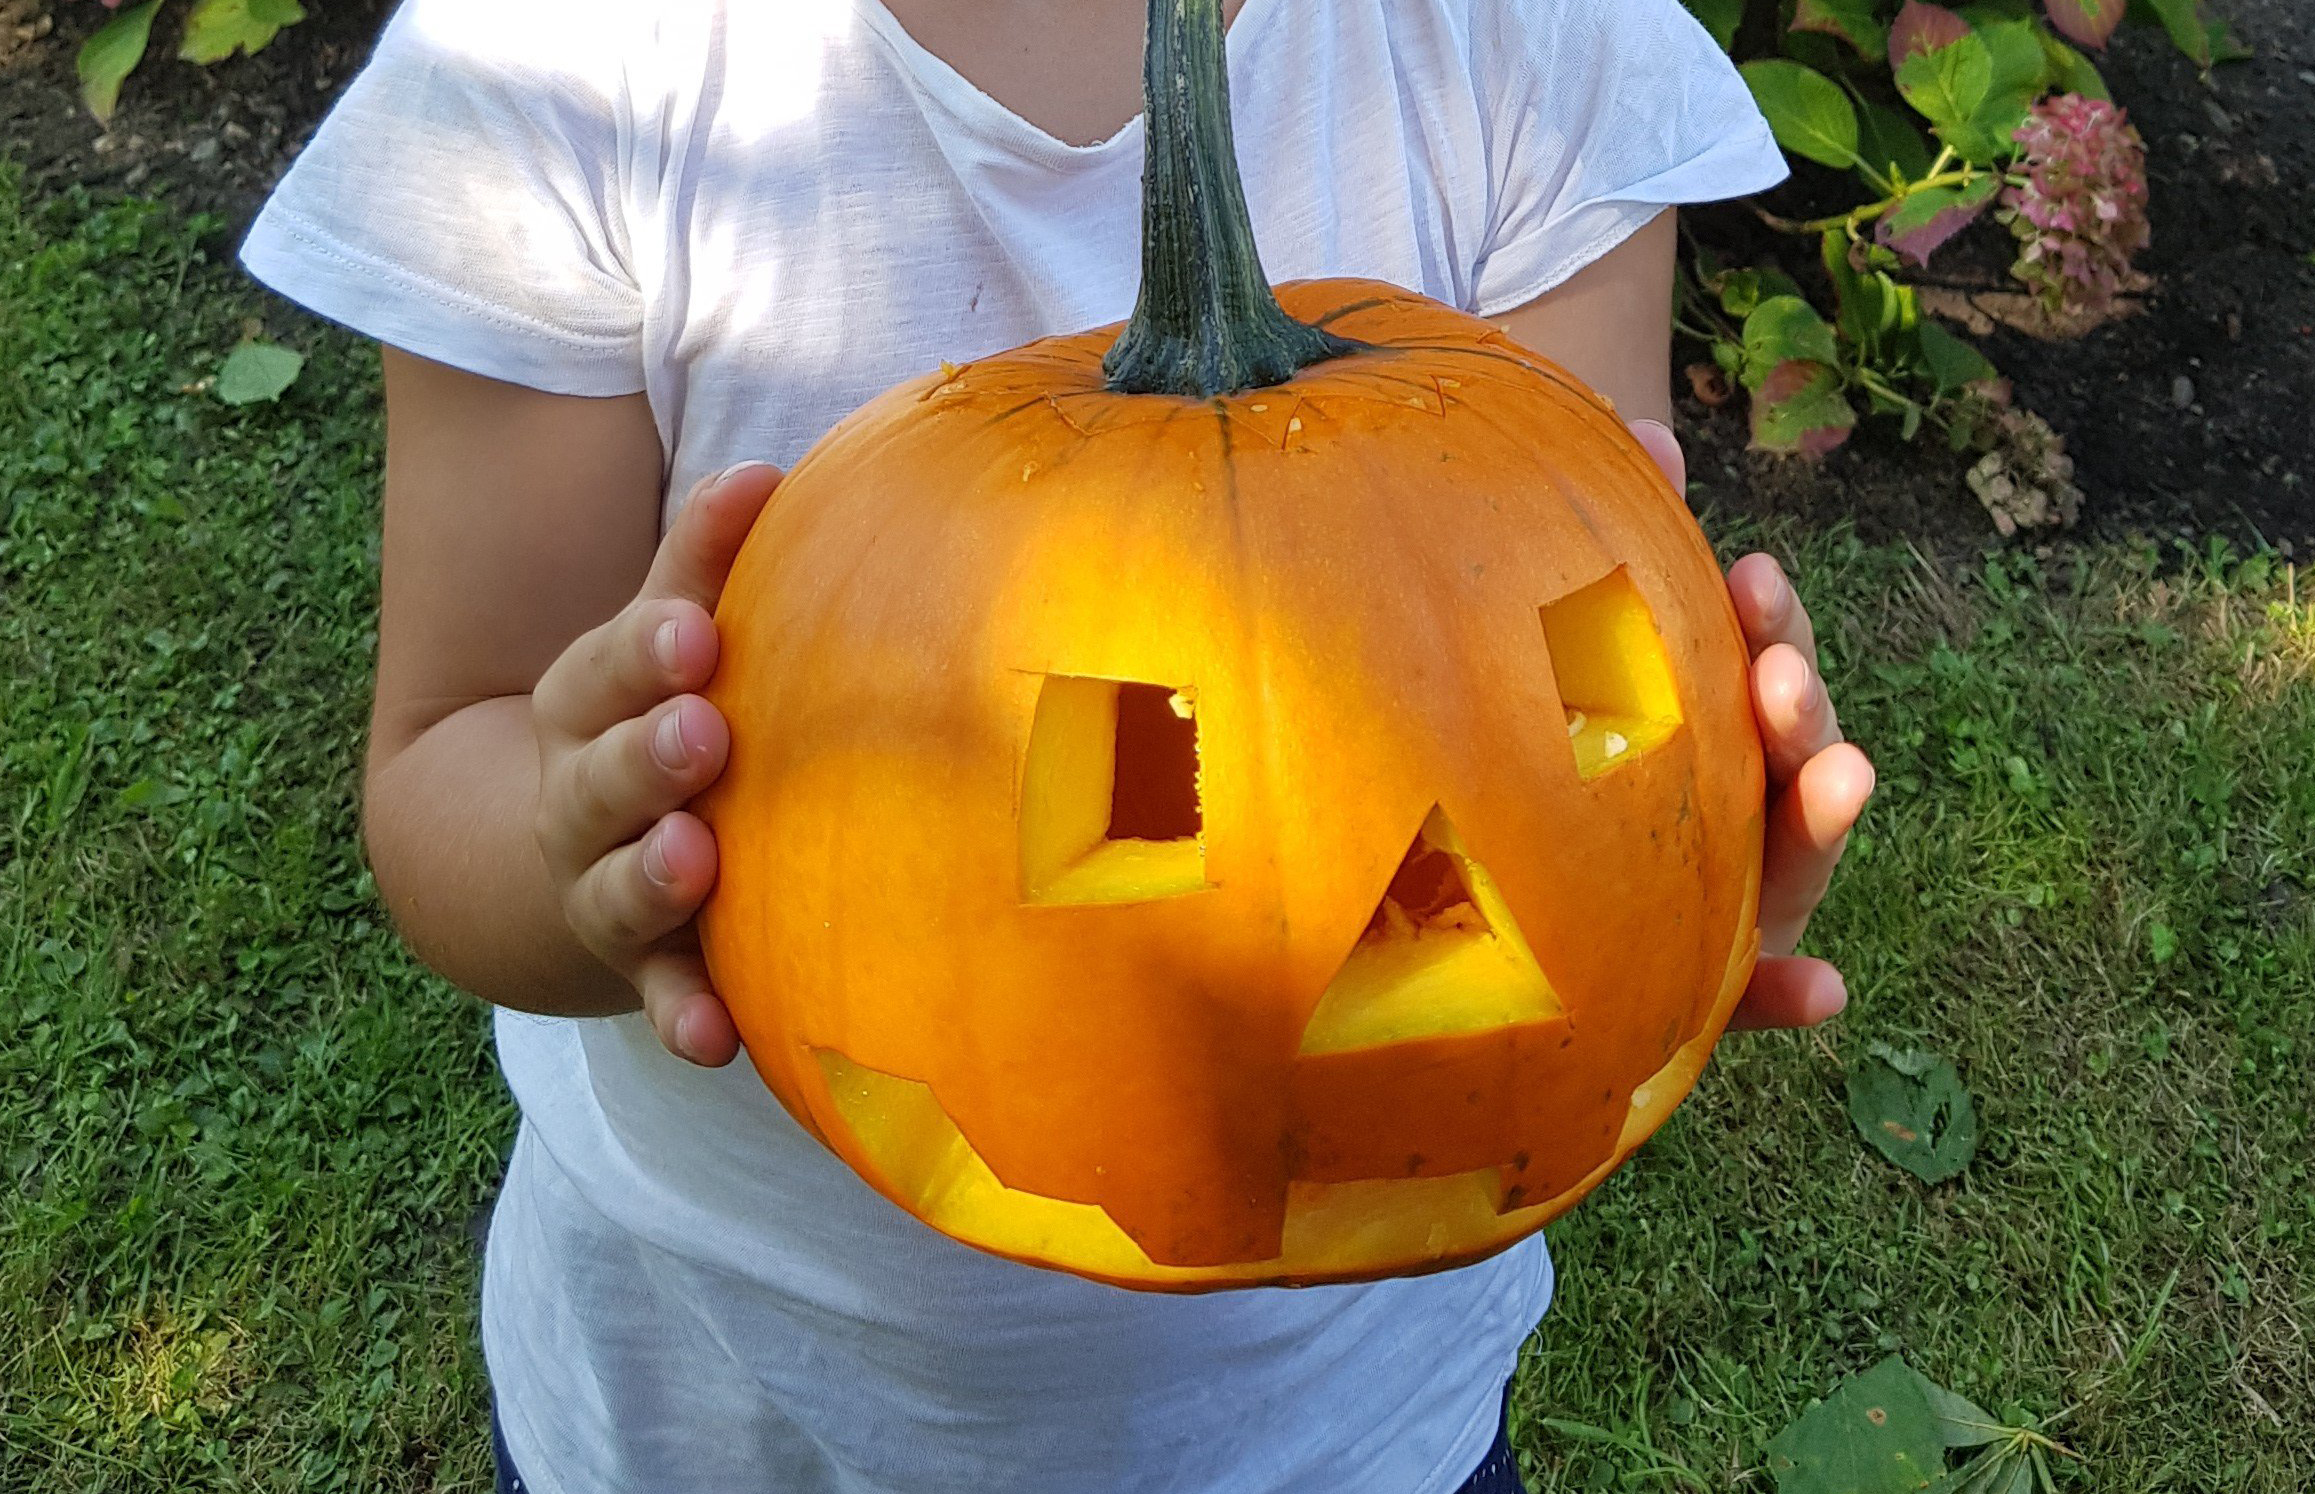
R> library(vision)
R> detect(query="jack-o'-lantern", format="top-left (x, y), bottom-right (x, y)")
top-left (696, 0), bottom-right (1764, 1290)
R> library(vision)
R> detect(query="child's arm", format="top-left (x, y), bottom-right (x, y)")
top-left (361, 349), bottom-right (769, 1064)
top-left (1495, 211), bottom-right (1876, 1029)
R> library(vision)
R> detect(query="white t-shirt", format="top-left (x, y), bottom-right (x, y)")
top-left (242, 2), bottom-right (1784, 1490)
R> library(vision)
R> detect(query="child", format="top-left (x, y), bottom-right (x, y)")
top-left (242, 0), bottom-right (1875, 1488)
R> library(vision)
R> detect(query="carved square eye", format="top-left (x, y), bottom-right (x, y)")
top-left (1020, 676), bottom-right (1208, 905)
top-left (1538, 566), bottom-right (1683, 780)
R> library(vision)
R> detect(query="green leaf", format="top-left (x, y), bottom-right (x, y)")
top-left (1895, 22), bottom-right (2037, 162)
top-left (2130, 0), bottom-right (2226, 66)
top-left (1793, 0), bottom-right (1889, 60)
top-left (2148, 920), bottom-right (2179, 962)
top-left (1750, 360), bottom-right (1858, 456)
top-left (1680, 0), bottom-right (1745, 50)
top-left (2040, 34), bottom-right (2111, 98)
top-left (216, 340), bottom-right (306, 405)
top-left (1743, 296), bottom-right (1843, 382)
top-left (1876, 175), bottom-right (2001, 266)
top-left (1715, 266), bottom-right (1807, 319)
top-left (1917, 320), bottom-right (1999, 393)
top-left (1896, 33), bottom-right (1994, 146)
top-left (1973, 18), bottom-right (2052, 135)
top-left (2206, 18), bottom-right (2255, 63)
top-left (1857, 100), bottom-right (1938, 182)
top-left (1847, 1047), bottom-right (1979, 1182)
top-left (1822, 232), bottom-right (1919, 357)
top-left (77, 1), bottom-right (164, 123)
top-left (1906, 1368), bottom-right (2007, 1448)
top-left (119, 776), bottom-right (190, 810)
top-left (1766, 1355), bottom-right (1949, 1494)
top-left (179, 0), bottom-right (308, 65)
top-left (1742, 60), bottom-right (1862, 168)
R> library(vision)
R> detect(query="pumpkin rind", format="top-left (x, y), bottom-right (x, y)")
top-left (697, 282), bottom-right (1765, 1290)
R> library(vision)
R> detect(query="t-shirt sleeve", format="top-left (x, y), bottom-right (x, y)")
top-left (239, 0), bottom-right (647, 396)
top-left (1468, 0), bottom-right (1790, 316)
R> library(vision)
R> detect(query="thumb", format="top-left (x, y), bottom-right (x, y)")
top-left (1628, 418), bottom-right (1687, 493)
top-left (640, 462), bottom-right (784, 611)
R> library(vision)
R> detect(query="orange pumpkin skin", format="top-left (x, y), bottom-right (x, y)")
top-left (697, 280), bottom-right (1763, 1291)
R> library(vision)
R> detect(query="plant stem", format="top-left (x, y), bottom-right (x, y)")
top-left (1754, 169), bottom-right (1980, 237)
top-left (1103, 0), bottom-right (1359, 396)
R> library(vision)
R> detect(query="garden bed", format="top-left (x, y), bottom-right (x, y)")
top-left (2, 0), bottom-right (2309, 551)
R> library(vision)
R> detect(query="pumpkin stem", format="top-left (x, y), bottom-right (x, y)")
top-left (1103, 0), bottom-right (1359, 397)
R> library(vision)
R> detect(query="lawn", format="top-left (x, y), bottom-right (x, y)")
top-left (1, 174), bottom-right (2308, 1491)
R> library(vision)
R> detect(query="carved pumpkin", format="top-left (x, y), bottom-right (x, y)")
top-left (697, 0), bottom-right (1764, 1291)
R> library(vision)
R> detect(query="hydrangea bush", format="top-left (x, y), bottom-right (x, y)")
top-left (1678, 0), bottom-right (2233, 529)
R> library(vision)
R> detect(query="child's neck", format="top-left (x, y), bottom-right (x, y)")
top-left (876, 0), bottom-right (1250, 148)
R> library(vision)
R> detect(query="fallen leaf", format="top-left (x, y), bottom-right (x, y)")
top-left (216, 340), bottom-right (305, 406)
top-left (1767, 1354), bottom-right (1947, 1493)
top-left (1847, 1046), bottom-right (1978, 1183)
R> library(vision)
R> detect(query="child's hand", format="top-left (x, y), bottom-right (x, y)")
top-left (1723, 553), bottom-right (1875, 1031)
top-left (530, 463), bottom-right (783, 1067)
top-left (1628, 420), bottom-right (1873, 1032)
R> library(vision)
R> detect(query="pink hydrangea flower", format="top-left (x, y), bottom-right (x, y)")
top-left (2002, 94), bottom-right (2152, 317)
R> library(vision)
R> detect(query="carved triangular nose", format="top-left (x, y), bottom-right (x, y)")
top-left (1297, 808), bottom-right (1562, 1055)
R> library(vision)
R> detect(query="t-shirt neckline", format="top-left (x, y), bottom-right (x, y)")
top-left (847, 0), bottom-right (1275, 169)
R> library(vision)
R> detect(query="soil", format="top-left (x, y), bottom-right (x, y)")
top-left (1, 0), bottom-right (393, 223)
top-left (3, 0), bottom-right (2311, 553)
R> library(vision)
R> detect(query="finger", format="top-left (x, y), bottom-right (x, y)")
top-left (535, 597), bottom-right (720, 744)
top-left (565, 810), bottom-right (719, 958)
top-left (638, 461), bottom-right (784, 613)
top-left (636, 948), bottom-right (743, 1067)
top-left (1752, 641), bottom-right (1843, 784)
top-left (1727, 955), bottom-right (1848, 1030)
top-left (542, 696), bottom-right (730, 865)
top-left (1726, 552), bottom-right (1819, 669)
top-left (1628, 418), bottom-right (1687, 491)
top-left (1759, 742), bottom-right (1875, 955)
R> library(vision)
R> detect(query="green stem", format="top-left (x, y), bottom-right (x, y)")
top-left (1755, 169), bottom-right (1980, 237)
top-left (1856, 366), bottom-right (1920, 411)
top-left (1103, 0), bottom-right (1359, 396)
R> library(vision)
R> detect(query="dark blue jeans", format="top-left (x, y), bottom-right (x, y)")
top-left (492, 1393), bottom-right (1525, 1492)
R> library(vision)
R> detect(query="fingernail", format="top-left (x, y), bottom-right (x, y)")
top-left (653, 707), bottom-right (691, 771)
top-left (676, 1006), bottom-right (711, 1063)
top-left (714, 460), bottom-right (777, 487)
top-left (654, 617), bottom-right (682, 673)
top-left (641, 826), bottom-right (675, 887)
top-left (1767, 571), bottom-right (1796, 623)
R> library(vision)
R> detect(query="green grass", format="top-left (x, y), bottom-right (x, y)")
top-left (0, 176), bottom-right (508, 1491)
top-left (1516, 539), bottom-right (2315, 1489)
top-left (1, 171), bottom-right (2308, 1491)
